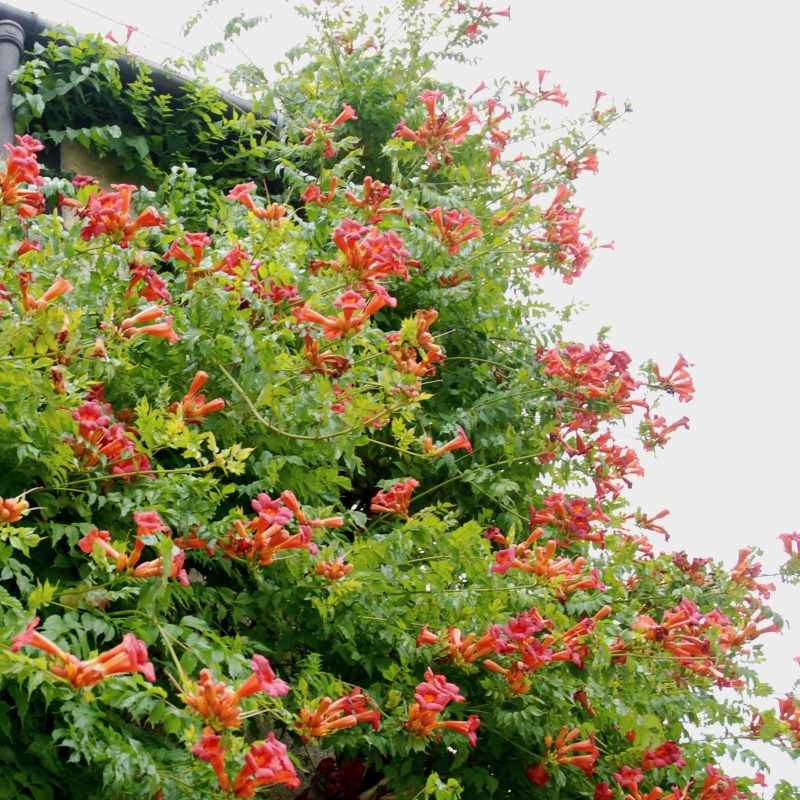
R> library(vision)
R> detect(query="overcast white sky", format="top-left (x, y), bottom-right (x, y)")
top-left (17, 0), bottom-right (800, 783)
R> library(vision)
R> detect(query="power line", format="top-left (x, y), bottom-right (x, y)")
top-left (60, 0), bottom-right (233, 78)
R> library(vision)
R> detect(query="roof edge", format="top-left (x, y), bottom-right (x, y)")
top-left (0, 1), bottom-right (253, 113)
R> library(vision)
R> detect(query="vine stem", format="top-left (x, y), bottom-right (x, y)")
top-left (365, 437), bottom-right (426, 459)
top-left (48, 462), bottom-right (216, 492)
top-left (215, 359), bottom-right (405, 442)
top-left (411, 451), bottom-right (545, 505)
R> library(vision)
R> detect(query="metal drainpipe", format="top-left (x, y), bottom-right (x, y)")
top-left (0, 18), bottom-right (24, 147)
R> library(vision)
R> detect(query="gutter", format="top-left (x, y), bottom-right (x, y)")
top-left (0, 16), bottom-right (23, 145)
top-left (0, 0), bottom-right (252, 146)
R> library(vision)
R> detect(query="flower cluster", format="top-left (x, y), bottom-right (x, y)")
top-left (780, 531), bottom-right (800, 561)
top-left (192, 729), bottom-right (300, 797)
top-left (17, 271), bottom-right (73, 313)
top-left (369, 478), bottom-right (419, 517)
top-left (698, 766), bottom-right (746, 800)
top-left (303, 335), bottom-right (352, 377)
top-left (79, 183), bottom-right (164, 246)
top-left (344, 176), bottom-right (402, 223)
top-left (491, 529), bottom-right (606, 598)
top-left (70, 388), bottom-right (152, 478)
top-left (0, 134), bottom-right (45, 218)
top-left (405, 668), bottom-right (480, 747)
top-left (730, 548), bottom-right (775, 600)
top-left (220, 490), bottom-right (341, 565)
top-left (611, 766), bottom-right (664, 800)
top-left (295, 688), bottom-right (380, 741)
top-left (78, 510), bottom-right (189, 585)
top-left (482, 96), bottom-right (513, 167)
top-left (529, 185), bottom-right (593, 282)
top-left (646, 355), bottom-right (695, 403)
top-left (592, 431), bottom-right (646, 499)
top-left (672, 550), bottom-right (711, 585)
top-left (183, 655), bottom-right (288, 729)
top-left (393, 90), bottom-right (479, 169)
top-left (119, 304), bottom-right (180, 344)
top-left (315, 557), bottom-right (353, 581)
top-left (164, 231), bottom-right (212, 288)
top-left (302, 104), bottom-right (358, 159)
top-left (641, 741), bottom-right (686, 771)
top-left (127, 258), bottom-right (172, 304)
top-left (416, 624), bottom-right (500, 666)
top-left (529, 493), bottom-right (608, 544)
top-left (168, 371), bottom-right (225, 424)
top-left (535, 69), bottom-right (569, 106)
top-left (314, 218), bottom-right (415, 289)
top-left (427, 207), bottom-right (482, 254)
top-left (778, 694), bottom-right (800, 747)
top-left (12, 619), bottom-right (154, 687)
top-left (0, 494), bottom-right (29, 523)
top-left (633, 598), bottom-right (779, 687)
top-left (293, 287), bottom-right (394, 340)
top-left (302, 175), bottom-right (338, 205)
top-left (639, 412), bottom-right (690, 451)
top-left (539, 341), bottom-right (641, 411)
top-left (526, 726), bottom-right (599, 785)
top-left (226, 182), bottom-right (287, 222)
top-left (386, 309), bottom-right (446, 378)
top-left (456, 2), bottom-right (511, 40)
top-left (482, 607), bottom-right (610, 694)
top-left (423, 425), bottom-right (472, 458)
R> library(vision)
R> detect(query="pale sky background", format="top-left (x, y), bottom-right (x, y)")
top-left (16, 0), bottom-right (800, 784)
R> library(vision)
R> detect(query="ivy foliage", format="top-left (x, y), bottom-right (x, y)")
top-left (10, 28), bottom-right (278, 190)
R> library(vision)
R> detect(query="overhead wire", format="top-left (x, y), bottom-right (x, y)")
top-left (59, 0), bottom-right (246, 81)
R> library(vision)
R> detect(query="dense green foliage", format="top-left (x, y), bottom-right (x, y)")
top-left (10, 28), bottom-right (277, 189)
top-left (0, 2), bottom-right (797, 799)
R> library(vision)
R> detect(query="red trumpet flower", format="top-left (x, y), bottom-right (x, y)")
top-left (17, 273), bottom-right (73, 312)
top-left (536, 69), bottom-right (569, 106)
top-left (423, 426), bottom-right (472, 457)
top-left (1, 135), bottom-right (45, 218)
top-left (386, 309), bottom-right (446, 378)
top-left (232, 734), bottom-right (300, 797)
top-left (127, 261), bottom-right (172, 304)
top-left (369, 478), bottom-right (419, 517)
top-left (295, 688), bottom-right (380, 741)
top-left (526, 726), bottom-right (599, 785)
top-left (11, 620), bottom-right (154, 688)
top-left (169, 371), bottom-right (225, 424)
top-left (639, 412), bottom-right (689, 451)
top-left (0, 495), bottom-right (29, 523)
top-left (393, 89), bottom-right (479, 169)
top-left (428, 207), bottom-right (483, 254)
top-left (303, 335), bottom-right (351, 377)
top-left (236, 655), bottom-right (290, 700)
top-left (192, 728), bottom-right (230, 791)
top-left (164, 232), bottom-right (211, 288)
top-left (120, 305), bottom-right (180, 344)
top-left (226, 182), bottom-right (288, 223)
top-left (301, 104), bottom-right (358, 159)
top-left (315, 558), bottom-right (353, 581)
top-left (649, 354), bottom-right (695, 403)
top-left (293, 288), bottom-right (394, 339)
top-left (779, 532), bottom-right (800, 559)
top-left (405, 669), bottom-right (479, 747)
top-left (642, 741), bottom-right (686, 770)
top-left (184, 656), bottom-right (288, 730)
top-left (344, 176), bottom-right (402, 223)
top-left (302, 176), bottom-right (338, 205)
top-left (79, 183), bottom-right (163, 246)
